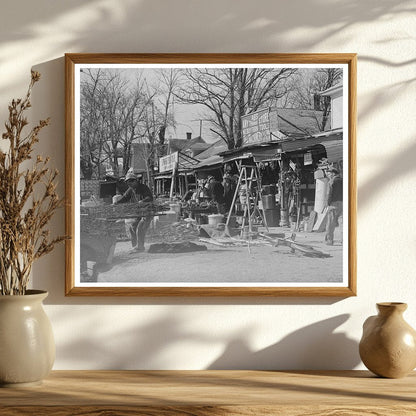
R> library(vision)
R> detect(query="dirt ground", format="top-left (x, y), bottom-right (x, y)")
top-left (90, 223), bottom-right (344, 284)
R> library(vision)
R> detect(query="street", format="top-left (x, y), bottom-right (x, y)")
top-left (92, 225), bottom-right (344, 284)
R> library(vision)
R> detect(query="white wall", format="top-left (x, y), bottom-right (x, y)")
top-left (1, 0), bottom-right (415, 370)
top-left (331, 94), bottom-right (343, 130)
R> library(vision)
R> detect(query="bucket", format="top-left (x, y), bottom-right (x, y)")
top-left (169, 203), bottom-right (181, 218)
top-left (227, 215), bottom-right (237, 228)
top-left (261, 195), bottom-right (276, 210)
top-left (280, 209), bottom-right (289, 226)
top-left (263, 209), bottom-right (280, 227)
top-left (263, 184), bottom-right (276, 195)
top-left (208, 214), bottom-right (224, 227)
top-left (241, 226), bottom-right (258, 240)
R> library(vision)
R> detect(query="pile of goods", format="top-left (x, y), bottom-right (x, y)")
top-left (148, 220), bottom-right (200, 245)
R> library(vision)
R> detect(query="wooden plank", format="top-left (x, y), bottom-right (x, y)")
top-left (0, 370), bottom-right (415, 416)
top-left (2, 405), bottom-right (416, 416)
top-left (313, 207), bottom-right (328, 232)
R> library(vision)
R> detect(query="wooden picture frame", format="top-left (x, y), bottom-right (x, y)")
top-left (65, 53), bottom-right (356, 296)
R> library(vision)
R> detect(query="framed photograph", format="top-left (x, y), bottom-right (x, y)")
top-left (65, 53), bottom-right (356, 296)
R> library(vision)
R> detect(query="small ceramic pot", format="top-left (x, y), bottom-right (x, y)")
top-left (0, 290), bottom-right (55, 387)
top-left (359, 302), bottom-right (416, 378)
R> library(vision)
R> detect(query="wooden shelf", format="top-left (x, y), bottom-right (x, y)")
top-left (1, 370), bottom-right (415, 415)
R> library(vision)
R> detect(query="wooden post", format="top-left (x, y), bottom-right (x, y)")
top-left (170, 163), bottom-right (177, 199)
top-left (184, 172), bottom-right (189, 193)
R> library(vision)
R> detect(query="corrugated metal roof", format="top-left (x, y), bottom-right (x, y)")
top-left (221, 132), bottom-right (343, 163)
top-left (168, 136), bottom-right (206, 153)
top-left (276, 108), bottom-right (325, 137)
top-left (310, 140), bottom-right (343, 163)
top-left (194, 155), bottom-right (223, 169)
top-left (195, 139), bottom-right (228, 160)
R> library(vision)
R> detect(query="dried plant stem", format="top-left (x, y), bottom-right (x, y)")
top-left (0, 71), bottom-right (66, 295)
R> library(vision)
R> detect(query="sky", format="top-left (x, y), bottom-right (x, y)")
top-left (80, 67), bottom-right (216, 143)
top-left (80, 65), bottom-right (344, 145)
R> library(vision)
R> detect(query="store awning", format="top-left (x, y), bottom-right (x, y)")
top-left (280, 131), bottom-right (343, 154)
top-left (154, 171), bottom-right (195, 179)
top-left (194, 155), bottom-right (223, 170)
top-left (221, 130), bottom-right (343, 163)
top-left (311, 140), bottom-right (343, 163)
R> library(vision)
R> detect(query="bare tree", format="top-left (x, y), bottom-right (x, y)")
top-left (80, 69), bottom-right (152, 179)
top-left (80, 68), bottom-right (109, 178)
top-left (155, 69), bottom-right (180, 156)
top-left (176, 68), bottom-right (297, 149)
top-left (285, 68), bottom-right (343, 131)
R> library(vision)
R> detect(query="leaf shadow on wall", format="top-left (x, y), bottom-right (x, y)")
top-left (52, 308), bottom-right (359, 370)
top-left (0, 0), bottom-right (414, 97)
top-left (53, 310), bottom-right (217, 369)
top-left (355, 55), bottom-right (416, 211)
top-left (207, 314), bottom-right (360, 370)
top-left (358, 138), bottom-right (416, 210)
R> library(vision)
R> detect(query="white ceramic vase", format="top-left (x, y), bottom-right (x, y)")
top-left (0, 290), bottom-right (55, 387)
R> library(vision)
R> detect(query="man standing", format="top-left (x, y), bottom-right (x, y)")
top-left (116, 172), bottom-right (153, 252)
top-left (222, 172), bottom-right (237, 212)
top-left (325, 167), bottom-right (343, 245)
top-left (206, 175), bottom-right (226, 214)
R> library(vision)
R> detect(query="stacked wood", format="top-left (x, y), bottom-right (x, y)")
top-left (80, 202), bottom-right (169, 219)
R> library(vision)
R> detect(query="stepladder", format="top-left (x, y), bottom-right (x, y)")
top-left (225, 162), bottom-right (269, 237)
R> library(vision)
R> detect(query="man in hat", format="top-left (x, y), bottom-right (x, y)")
top-left (324, 167), bottom-right (343, 245)
top-left (116, 172), bottom-right (153, 252)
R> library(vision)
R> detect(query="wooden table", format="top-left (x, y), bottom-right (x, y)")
top-left (1, 370), bottom-right (415, 415)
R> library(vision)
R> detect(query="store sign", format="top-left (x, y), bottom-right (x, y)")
top-left (159, 151), bottom-right (178, 173)
top-left (304, 151), bottom-right (313, 166)
top-left (242, 108), bottom-right (282, 146)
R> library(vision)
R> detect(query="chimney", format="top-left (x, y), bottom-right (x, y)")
top-left (186, 132), bottom-right (192, 140)
top-left (313, 94), bottom-right (321, 111)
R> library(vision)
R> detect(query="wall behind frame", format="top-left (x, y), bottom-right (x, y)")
top-left (0, 0), bottom-right (415, 370)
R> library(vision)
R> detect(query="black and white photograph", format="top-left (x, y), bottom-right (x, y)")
top-left (65, 54), bottom-right (356, 296)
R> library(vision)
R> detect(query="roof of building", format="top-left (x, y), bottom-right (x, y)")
top-left (320, 82), bottom-right (343, 97)
top-left (181, 142), bottom-right (211, 156)
top-left (194, 139), bottom-right (229, 160)
top-left (167, 136), bottom-right (206, 153)
top-left (275, 108), bottom-right (325, 137)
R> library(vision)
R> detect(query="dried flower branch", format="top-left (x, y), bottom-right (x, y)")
top-left (0, 71), bottom-right (66, 295)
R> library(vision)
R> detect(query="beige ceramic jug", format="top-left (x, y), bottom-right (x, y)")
top-left (359, 302), bottom-right (416, 378)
